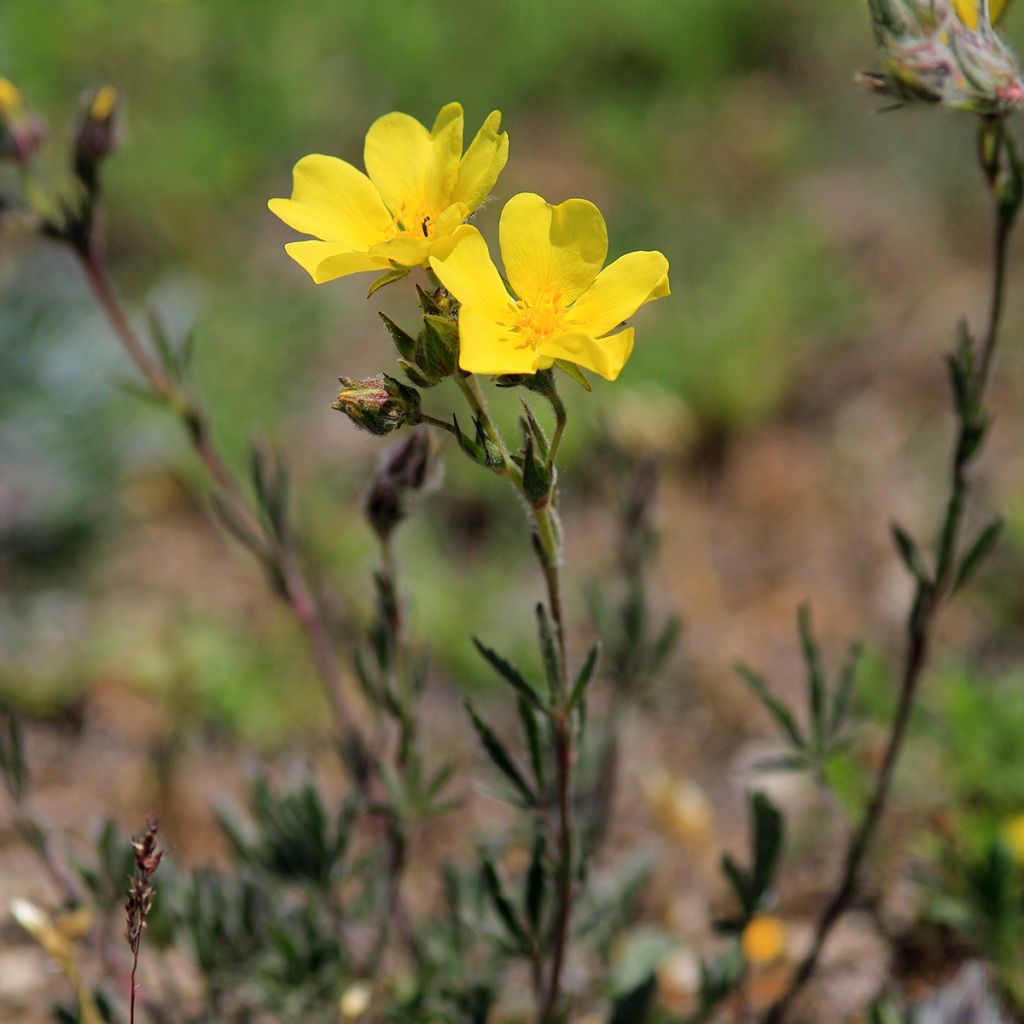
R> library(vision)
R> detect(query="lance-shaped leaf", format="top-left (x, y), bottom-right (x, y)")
top-left (473, 638), bottom-right (544, 710)
top-left (892, 522), bottom-right (930, 586)
top-left (466, 701), bottom-right (537, 807)
top-left (524, 832), bottom-right (547, 937)
top-left (954, 517), bottom-right (1003, 592)
top-left (569, 643), bottom-right (600, 712)
top-left (367, 265), bottom-right (410, 297)
top-left (736, 663), bottom-right (805, 752)
top-left (535, 603), bottom-right (561, 702)
top-left (481, 854), bottom-right (531, 952)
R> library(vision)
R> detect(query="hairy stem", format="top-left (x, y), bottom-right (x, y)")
top-left (765, 122), bottom-right (1017, 1024)
top-left (74, 249), bottom-right (363, 756)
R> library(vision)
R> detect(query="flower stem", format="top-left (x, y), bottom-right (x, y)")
top-left (73, 248), bottom-right (362, 756)
top-left (764, 118), bottom-right (1019, 1024)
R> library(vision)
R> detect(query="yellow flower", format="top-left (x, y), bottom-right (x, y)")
top-left (1004, 812), bottom-right (1024, 861)
top-left (269, 102), bottom-right (508, 284)
top-left (429, 192), bottom-right (669, 381)
top-left (741, 914), bottom-right (786, 966)
top-left (953, 0), bottom-right (1012, 28)
top-left (0, 77), bottom-right (24, 115)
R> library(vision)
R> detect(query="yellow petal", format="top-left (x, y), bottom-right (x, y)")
top-left (539, 327), bottom-right (635, 382)
top-left (568, 250), bottom-right (670, 337)
top-left (429, 225), bottom-right (513, 317)
top-left (452, 110), bottom-right (509, 212)
top-left (269, 155), bottom-right (391, 249)
top-left (369, 236), bottom-right (434, 267)
top-left (458, 305), bottom-right (541, 375)
top-left (364, 103), bottom-right (463, 219)
top-left (954, 0), bottom-right (1011, 27)
top-left (284, 240), bottom-right (385, 283)
top-left (499, 193), bottom-right (608, 307)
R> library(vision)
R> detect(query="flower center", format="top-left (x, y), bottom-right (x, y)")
top-left (510, 289), bottom-right (568, 349)
top-left (388, 200), bottom-right (438, 240)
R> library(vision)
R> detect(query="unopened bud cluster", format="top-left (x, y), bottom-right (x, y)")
top-left (333, 375), bottom-right (422, 436)
top-left (861, 0), bottom-right (1024, 112)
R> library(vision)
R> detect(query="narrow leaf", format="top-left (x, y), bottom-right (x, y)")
top-left (569, 643), bottom-right (600, 711)
top-left (554, 359), bottom-right (592, 392)
top-left (954, 517), bottom-right (1003, 592)
top-left (736, 663), bottom-right (805, 752)
top-left (797, 605), bottom-right (826, 750)
top-left (481, 855), bottom-right (530, 949)
top-left (367, 266), bottom-right (410, 298)
top-left (466, 702), bottom-right (536, 806)
top-left (473, 638), bottom-right (544, 709)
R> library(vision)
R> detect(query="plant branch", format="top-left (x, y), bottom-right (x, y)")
top-left (72, 247), bottom-right (364, 758)
top-left (764, 118), bottom-right (1018, 1024)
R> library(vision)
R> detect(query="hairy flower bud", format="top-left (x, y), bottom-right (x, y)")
top-left (364, 430), bottom-right (437, 539)
top-left (861, 0), bottom-right (1024, 112)
top-left (74, 85), bottom-right (121, 192)
top-left (0, 78), bottom-right (46, 164)
top-left (333, 375), bottom-right (422, 436)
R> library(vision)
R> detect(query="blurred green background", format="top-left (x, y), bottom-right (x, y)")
top-left (2, 0), bottom-right (1024, 754)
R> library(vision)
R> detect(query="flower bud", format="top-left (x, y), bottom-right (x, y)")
top-left (0, 78), bottom-right (46, 164)
top-left (74, 85), bottom-right (121, 191)
top-left (333, 375), bottom-right (422, 436)
top-left (364, 429), bottom-right (437, 539)
top-left (861, 0), bottom-right (1024, 113)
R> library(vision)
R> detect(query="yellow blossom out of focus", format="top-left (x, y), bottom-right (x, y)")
top-left (90, 85), bottom-right (118, 120)
top-left (0, 77), bottom-right (24, 114)
top-left (952, 0), bottom-right (1012, 28)
top-left (741, 914), bottom-right (786, 966)
top-left (642, 769), bottom-right (713, 850)
top-left (340, 981), bottom-right (373, 1019)
top-left (1004, 813), bottom-right (1024, 861)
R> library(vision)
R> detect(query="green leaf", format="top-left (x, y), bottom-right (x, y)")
top-left (473, 638), bottom-right (544, 709)
top-left (554, 359), bottom-right (591, 392)
top-left (569, 643), bottom-right (600, 711)
top-left (829, 643), bottom-right (862, 741)
top-left (798, 605), bottom-right (826, 750)
top-left (465, 701), bottom-right (536, 806)
top-left (517, 697), bottom-right (546, 794)
top-left (736, 663), bottom-right (805, 752)
top-left (534, 604), bottom-right (561, 702)
top-left (954, 517), bottom-right (1003, 592)
top-left (379, 313), bottom-right (418, 361)
top-left (750, 791), bottom-right (784, 908)
top-left (367, 266), bottom-right (410, 298)
top-left (519, 400), bottom-right (549, 461)
top-left (416, 283), bottom-right (443, 315)
top-left (891, 522), bottom-right (930, 585)
top-left (521, 434), bottom-right (552, 505)
top-left (524, 832), bottom-right (547, 935)
top-left (481, 855), bottom-right (530, 950)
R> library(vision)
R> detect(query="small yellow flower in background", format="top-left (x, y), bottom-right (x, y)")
top-left (429, 192), bottom-right (669, 381)
top-left (642, 769), bottom-right (712, 850)
top-left (741, 914), bottom-right (786, 966)
top-left (90, 85), bottom-right (119, 121)
top-left (269, 102), bottom-right (508, 284)
top-left (339, 980), bottom-right (373, 1018)
top-left (953, 0), bottom-right (1012, 28)
top-left (1004, 812), bottom-right (1024, 861)
top-left (0, 77), bottom-right (24, 115)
